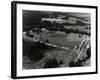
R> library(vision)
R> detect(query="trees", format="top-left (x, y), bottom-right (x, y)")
top-left (44, 59), bottom-right (63, 68)
top-left (44, 59), bottom-right (59, 68)
top-left (68, 60), bottom-right (82, 67)
top-left (27, 42), bottom-right (46, 62)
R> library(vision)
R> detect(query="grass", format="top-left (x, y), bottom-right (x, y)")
top-left (23, 41), bottom-right (78, 69)
top-left (33, 31), bottom-right (82, 48)
top-left (23, 29), bottom-right (90, 69)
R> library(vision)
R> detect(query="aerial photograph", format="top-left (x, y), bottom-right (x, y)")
top-left (22, 10), bottom-right (91, 69)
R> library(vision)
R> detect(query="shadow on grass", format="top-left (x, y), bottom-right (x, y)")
top-left (23, 40), bottom-right (54, 62)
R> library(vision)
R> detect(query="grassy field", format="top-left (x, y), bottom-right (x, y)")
top-left (23, 29), bottom-right (90, 69)
top-left (33, 31), bottom-right (82, 48)
top-left (23, 42), bottom-right (78, 69)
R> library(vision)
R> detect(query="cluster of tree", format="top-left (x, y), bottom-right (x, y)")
top-left (26, 31), bottom-right (34, 38)
top-left (64, 29), bottom-right (91, 36)
top-left (24, 21), bottom-right (90, 36)
top-left (23, 41), bottom-right (48, 62)
top-left (40, 21), bottom-right (90, 35)
top-left (44, 59), bottom-right (63, 68)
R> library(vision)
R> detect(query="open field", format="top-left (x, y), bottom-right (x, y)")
top-left (23, 40), bottom-right (78, 69)
top-left (29, 31), bottom-right (83, 48)
top-left (23, 30), bottom-right (90, 69)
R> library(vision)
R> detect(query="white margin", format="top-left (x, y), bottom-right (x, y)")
top-left (17, 3), bottom-right (96, 77)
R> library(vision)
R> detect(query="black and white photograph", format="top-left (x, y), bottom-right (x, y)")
top-left (11, 1), bottom-right (97, 79)
top-left (23, 10), bottom-right (91, 69)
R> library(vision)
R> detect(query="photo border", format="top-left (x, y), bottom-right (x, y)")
top-left (11, 1), bottom-right (98, 79)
